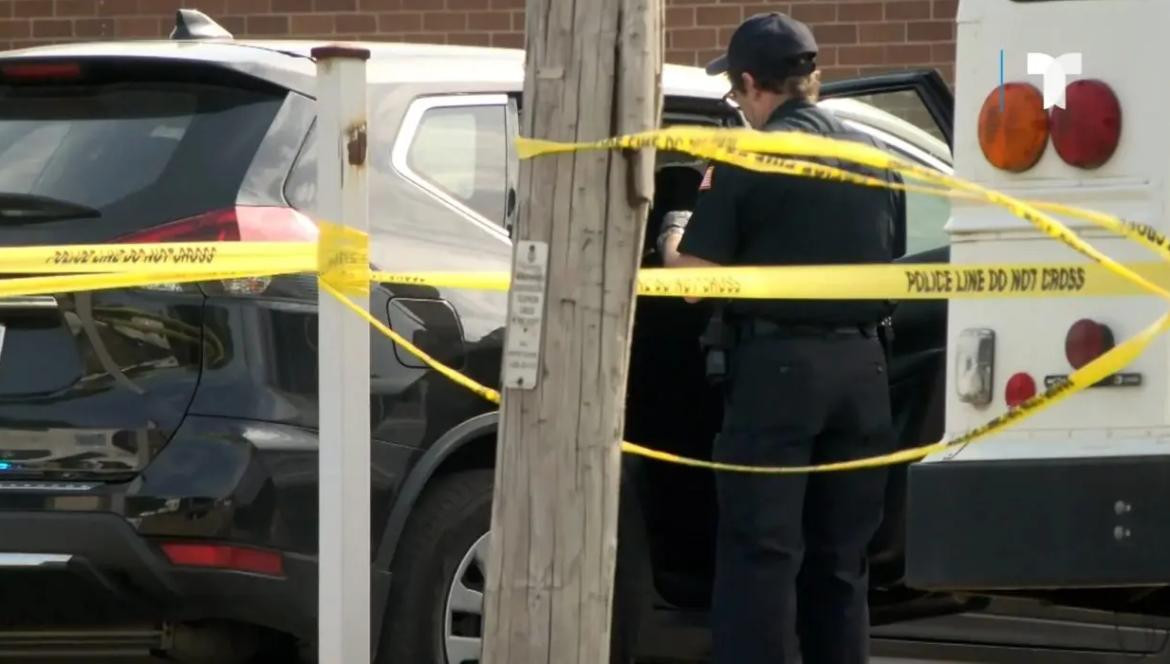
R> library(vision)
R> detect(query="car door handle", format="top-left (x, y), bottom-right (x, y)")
top-left (0, 296), bottom-right (58, 310)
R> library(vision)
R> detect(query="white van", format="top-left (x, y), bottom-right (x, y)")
top-left (907, 0), bottom-right (1170, 609)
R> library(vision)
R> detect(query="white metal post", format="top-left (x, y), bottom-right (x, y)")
top-left (312, 45), bottom-right (371, 664)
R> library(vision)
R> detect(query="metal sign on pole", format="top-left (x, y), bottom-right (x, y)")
top-left (312, 44), bottom-right (372, 664)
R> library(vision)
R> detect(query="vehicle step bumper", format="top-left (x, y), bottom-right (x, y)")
top-left (0, 626), bottom-right (163, 658)
top-left (907, 454), bottom-right (1170, 590)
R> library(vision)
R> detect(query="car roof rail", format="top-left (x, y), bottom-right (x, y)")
top-left (169, 9), bottom-right (234, 40)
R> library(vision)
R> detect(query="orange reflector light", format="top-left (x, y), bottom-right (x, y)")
top-left (979, 83), bottom-right (1049, 172)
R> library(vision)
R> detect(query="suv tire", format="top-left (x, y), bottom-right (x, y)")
top-left (377, 468), bottom-right (646, 664)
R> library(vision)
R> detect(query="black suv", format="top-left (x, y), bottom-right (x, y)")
top-left (0, 11), bottom-right (963, 664)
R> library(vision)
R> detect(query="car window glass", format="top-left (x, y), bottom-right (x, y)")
top-left (847, 89), bottom-right (946, 144)
top-left (0, 82), bottom-right (285, 245)
top-left (405, 104), bottom-right (507, 226)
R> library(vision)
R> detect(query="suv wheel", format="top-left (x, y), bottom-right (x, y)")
top-left (377, 469), bottom-right (646, 664)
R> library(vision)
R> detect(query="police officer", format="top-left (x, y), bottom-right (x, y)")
top-left (657, 12), bottom-right (906, 664)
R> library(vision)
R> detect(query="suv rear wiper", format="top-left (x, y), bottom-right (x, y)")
top-left (0, 193), bottom-right (100, 223)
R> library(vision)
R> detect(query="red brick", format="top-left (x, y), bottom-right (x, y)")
top-left (666, 49), bottom-right (696, 66)
top-left (291, 13), bottom-right (335, 32)
top-left (859, 21), bottom-right (904, 42)
top-left (358, 0), bottom-right (400, 8)
top-left (273, 0), bottom-right (312, 10)
top-left (666, 7), bottom-right (693, 27)
top-left (335, 12), bottom-right (375, 32)
top-left (837, 43), bottom-right (883, 65)
top-left (837, 1), bottom-right (882, 21)
top-left (379, 12), bottom-right (422, 31)
top-left (717, 25), bottom-right (734, 44)
top-left (401, 0), bottom-right (430, 9)
top-left (907, 19), bottom-right (951, 41)
top-left (738, 3), bottom-right (792, 17)
top-left (246, 14), bottom-right (289, 34)
top-left (114, 15), bottom-right (156, 36)
top-left (313, 0), bottom-right (355, 9)
top-left (31, 17), bottom-right (69, 35)
top-left (400, 32), bottom-right (440, 43)
top-left (696, 47), bottom-right (723, 67)
top-left (218, 15), bottom-right (246, 33)
top-left (815, 23), bottom-right (857, 45)
top-left (490, 31), bottom-right (520, 47)
top-left (792, 2), bottom-right (835, 23)
top-left (448, 0), bottom-right (490, 8)
top-left (511, 10), bottom-right (522, 30)
top-left (489, 0), bottom-right (522, 7)
top-left (15, 0), bottom-right (51, 17)
top-left (885, 0), bottom-right (930, 20)
top-left (74, 17), bottom-right (115, 36)
top-left (0, 2), bottom-right (12, 17)
top-left (931, 40), bottom-right (954, 62)
top-left (423, 11), bottom-right (464, 30)
top-left (449, 30), bottom-right (490, 46)
top-left (468, 10), bottom-right (508, 30)
top-left (933, 0), bottom-right (957, 19)
top-left (821, 66), bottom-right (861, 81)
top-left (816, 45), bottom-right (836, 65)
top-left (670, 27), bottom-right (715, 49)
top-left (226, 0), bottom-right (269, 12)
top-left (885, 42), bottom-right (932, 63)
top-left (0, 18), bottom-right (28, 37)
top-left (696, 5), bottom-right (740, 25)
top-left (98, 0), bottom-right (138, 16)
top-left (54, 0), bottom-right (94, 15)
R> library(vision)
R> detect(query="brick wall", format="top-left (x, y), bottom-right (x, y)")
top-left (0, 0), bottom-right (956, 83)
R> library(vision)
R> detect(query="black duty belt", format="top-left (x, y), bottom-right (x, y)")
top-left (736, 319), bottom-right (877, 340)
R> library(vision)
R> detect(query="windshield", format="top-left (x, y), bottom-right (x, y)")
top-left (0, 81), bottom-right (286, 246)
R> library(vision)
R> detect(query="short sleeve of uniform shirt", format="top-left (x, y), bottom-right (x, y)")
top-left (675, 162), bottom-right (747, 265)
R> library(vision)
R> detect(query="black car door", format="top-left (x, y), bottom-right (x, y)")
top-left (819, 69), bottom-right (978, 620)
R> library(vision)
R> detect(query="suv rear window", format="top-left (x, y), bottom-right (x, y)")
top-left (0, 79), bottom-right (286, 246)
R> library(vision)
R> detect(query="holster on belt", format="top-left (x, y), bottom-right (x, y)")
top-left (699, 304), bottom-right (734, 387)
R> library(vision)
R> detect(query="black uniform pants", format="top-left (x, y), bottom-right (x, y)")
top-left (711, 331), bottom-right (894, 664)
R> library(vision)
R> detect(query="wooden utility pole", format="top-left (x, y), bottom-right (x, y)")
top-left (482, 0), bottom-right (663, 662)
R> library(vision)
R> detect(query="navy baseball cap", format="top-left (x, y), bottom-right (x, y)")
top-left (705, 12), bottom-right (819, 78)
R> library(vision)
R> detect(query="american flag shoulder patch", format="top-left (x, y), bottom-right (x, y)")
top-left (699, 165), bottom-right (714, 190)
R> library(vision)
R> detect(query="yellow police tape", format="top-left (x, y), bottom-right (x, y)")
top-left (375, 262), bottom-right (1170, 300)
top-left (517, 127), bottom-right (1170, 300)
top-left (0, 124), bottom-right (1165, 473)
top-left (0, 241), bottom-right (316, 275)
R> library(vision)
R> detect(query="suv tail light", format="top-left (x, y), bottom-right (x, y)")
top-left (1049, 79), bottom-right (1122, 169)
top-left (979, 82), bottom-right (1049, 172)
top-left (160, 541), bottom-right (285, 577)
top-left (117, 206), bottom-right (317, 296)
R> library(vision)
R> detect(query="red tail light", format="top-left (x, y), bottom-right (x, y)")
top-left (116, 206), bottom-right (317, 296)
top-left (117, 206), bottom-right (317, 244)
top-left (1065, 318), bottom-right (1114, 369)
top-left (160, 541), bottom-right (285, 577)
top-left (979, 83), bottom-right (1049, 172)
top-left (1049, 80), bottom-right (1122, 169)
top-left (1005, 372), bottom-right (1037, 408)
